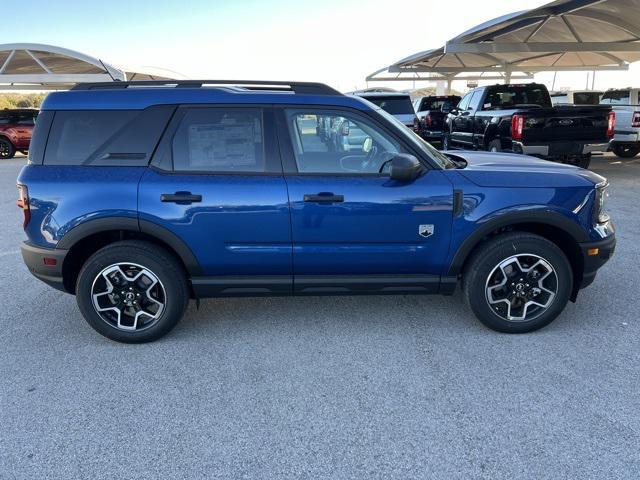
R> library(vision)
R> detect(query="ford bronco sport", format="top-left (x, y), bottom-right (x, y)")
top-left (17, 80), bottom-right (615, 343)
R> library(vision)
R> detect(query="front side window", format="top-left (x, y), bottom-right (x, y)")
top-left (457, 93), bottom-right (472, 111)
top-left (285, 109), bottom-right (404, 174)
top-left (172, 108), bottom-right (264, 172)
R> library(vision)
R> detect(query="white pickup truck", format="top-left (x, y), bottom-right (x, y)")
top-left (601, 88), bottom-right (640, 158)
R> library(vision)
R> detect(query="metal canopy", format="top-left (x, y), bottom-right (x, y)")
top-left (368, 0), bottom-right (640, 84)
top-left (0, 43), bottom-right (182, 90)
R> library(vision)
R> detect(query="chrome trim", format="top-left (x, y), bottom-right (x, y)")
top-left (513, 142), bottom-right (548, 156)
top-left (581, 143), bottom-right (609, 154)
top-left (572, 192), bottom-right (591, 214)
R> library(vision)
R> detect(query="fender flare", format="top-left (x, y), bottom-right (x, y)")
top-left (57, 216), bottom-right (202, 276)
top-left (446, 209), bottom-right (589, 277)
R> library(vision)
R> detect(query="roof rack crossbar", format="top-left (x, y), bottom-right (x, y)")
top-left (71, 80), bottom-right (341, 95)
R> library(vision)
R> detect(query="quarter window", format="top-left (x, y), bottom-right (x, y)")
top-left (172, 108), bottom-right (265, 172)
top-left (285, 109), bottom-right (404, 174)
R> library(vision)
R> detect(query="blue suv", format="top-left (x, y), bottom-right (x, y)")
top-left (17, 81), bottom-right (616, 342)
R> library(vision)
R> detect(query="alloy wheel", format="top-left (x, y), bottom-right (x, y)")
top-left (91, 263), bottom-right (166, 331)
top-left (485, 254), bottom-right (558, 322)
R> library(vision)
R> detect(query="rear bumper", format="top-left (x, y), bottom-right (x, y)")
top-left (419, 130), bottom-right (444, 142)
top-left (611, 131), bottom-right (639, 144)
top-left (578, 234), bottom-right (616, 290)
top-left (512, 141), bottom-right (609, 157)
top-left (21, 242), bottom-right (69, 293)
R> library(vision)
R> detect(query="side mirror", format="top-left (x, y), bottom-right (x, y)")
top-left (389, 154), bottom-right (422, 182)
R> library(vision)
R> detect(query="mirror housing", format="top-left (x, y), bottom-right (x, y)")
top-left (389, 154), bottom-right (422, 182)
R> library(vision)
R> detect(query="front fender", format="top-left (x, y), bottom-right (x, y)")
top-left (446, 207), bottom-right (589, 277)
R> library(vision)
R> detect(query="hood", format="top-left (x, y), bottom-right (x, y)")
top-left (447, 151), bottom-right (605, 188)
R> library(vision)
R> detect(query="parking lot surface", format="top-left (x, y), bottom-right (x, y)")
top-left (1, 154), bottom-right (639, 479)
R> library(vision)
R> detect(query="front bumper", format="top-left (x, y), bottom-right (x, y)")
top-left (577, 233), bottom-right (616, 290)
top-left (21, 242), bottom-right (69, 293)
top-left (512, 141), bottom-right (610, 157)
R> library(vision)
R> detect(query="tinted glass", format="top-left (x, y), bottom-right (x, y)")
top-left (44, 110), bottom-right (137, 165)
top-left (573, 92), bottom-right (601, 105)
top-left (419, 97), bottom-right (461, 111)
top-left (172, 108), bottom-right (264, 172)
top-left (600, 90), bottom-right (631, 105)
top-left (285, 109), bottom-right (404, 174)
top-left (482, 85), bottom-right (551, 109)
top-left (362, 96), bottom-right (414, 115)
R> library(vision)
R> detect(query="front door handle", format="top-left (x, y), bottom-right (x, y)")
top-left (303, 193), bottom-right (344, 203)
top-left (160, 192), bottom-right (202, 204)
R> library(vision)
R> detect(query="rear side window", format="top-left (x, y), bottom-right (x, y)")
top-left (45, 111), bottom-right (136, 165)
top-left (43, 106), bottom-right (174, 166)
top-left (172, 107), bottom-right (265, 172)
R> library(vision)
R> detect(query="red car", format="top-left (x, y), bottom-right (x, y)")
top-left (0, 109), bottom-right (38, 159)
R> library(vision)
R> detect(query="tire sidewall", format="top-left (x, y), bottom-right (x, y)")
top-left (466, 235), bottom-right (572, 333)
top-left (0, 138), bottom-right (15, 159)
top-left (76, 243), bottom-right (188, 343)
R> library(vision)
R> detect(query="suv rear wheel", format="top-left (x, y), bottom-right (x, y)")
top-left (76, 241), bottom-right (189, 343)
top-left (463, 232), bottom-right (572, 333)
top-left (0, 137), bottom-right (16, 159)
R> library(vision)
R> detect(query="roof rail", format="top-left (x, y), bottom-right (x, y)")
top-left (71, 80), bottom-right (341, 95)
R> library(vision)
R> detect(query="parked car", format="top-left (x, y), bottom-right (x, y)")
top-left (0, 108), bottom-right (38, 159)
top-left (413, 95), bottom-right (461, 145)
top-left (18, 80), bottom-right (615, 342)
top-left (600, 88), bottom-right (640, 158)
top-left (550, 90), bottom-right (603, 106)
top-left (444, 83), bottom-right (614, 169)
top-left (352, 91), bottom-right (417, 128)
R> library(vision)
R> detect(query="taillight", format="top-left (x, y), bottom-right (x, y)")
top-left (423, 114), bottom-right (432, 128)
top-left (16, 184), bottom-right (30, 228)
top-left (413, 117), bottom-right (420, 132)
top-left (606, 110), bottom-right (616, 138)
top-left (631, 111), bottom-right (640, 128)
top-left (511, 114), bottom-right (525, 141)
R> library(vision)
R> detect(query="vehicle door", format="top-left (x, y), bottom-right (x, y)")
top-left (276, 106), bottom-right (454, 294)
top-left (138, 105), bottom-right (292, 294)
top-left (450, 92), bottom-right (473, 147)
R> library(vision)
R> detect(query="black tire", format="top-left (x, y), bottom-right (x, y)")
top-left (611, 144), bottom-right (640, 158)
top-left (76, 241), bottom-right (190, 343)
top-left (442, 132), bottom-right (451, 150)
top-left (571, 154), bottom-right (591, 170)
top-left (0, 137), bottom-right (16, 159)
top-left (463, 232), bottom-right (572, 333)
top-left (487, 139), bottom-right (502, 153)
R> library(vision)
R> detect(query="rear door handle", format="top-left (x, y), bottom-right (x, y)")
top-left (160, 192), bottom-right (202, 204)
top-left (303, 193), bottom-right (344, 203)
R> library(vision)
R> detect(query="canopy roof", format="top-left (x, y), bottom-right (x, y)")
top-left (0, 43), bottom-right (182, 89)
top-left (368, 0), bottom-right (640, 82)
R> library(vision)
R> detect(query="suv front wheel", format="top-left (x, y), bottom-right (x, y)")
top-left (463, 232), bottom-right (572, 333)
top-left (76, 241), bottom-right (190, 343)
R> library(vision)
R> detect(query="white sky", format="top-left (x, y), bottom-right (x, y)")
top-left (14, 0), bottom-right (640, 94)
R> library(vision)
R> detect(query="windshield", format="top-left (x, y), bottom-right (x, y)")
top-left (483, 85), bottom-right (551, 109)
top-left (373, 107), bottom-right (457, 169)
top-left (363, 96), bottom-right (414, 115)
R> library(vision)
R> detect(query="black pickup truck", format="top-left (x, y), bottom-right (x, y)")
top-left (443, 83), bottom-right (614, 168)
top-left (413, 95), bottom-right (461, 145)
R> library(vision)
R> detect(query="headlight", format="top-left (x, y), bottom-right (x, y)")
top-left (594, 181), bottom-right (610, 224)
